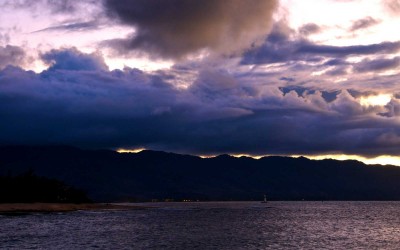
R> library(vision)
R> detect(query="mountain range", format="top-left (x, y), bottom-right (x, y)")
top-left (1, 145), bottom-right (400, 202)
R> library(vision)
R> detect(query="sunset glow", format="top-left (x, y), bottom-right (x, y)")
top-left (299, 154), bottom-right (400, 167)
top-left (117, 148), bottom-right (146, 154)
top-left (1, 0), bottom-right (400, 164)
top-left (4, 2), bottom-right (400, 248)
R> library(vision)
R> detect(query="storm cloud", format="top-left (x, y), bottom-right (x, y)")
top-left (104, 0), bottom-right (278, 59)
top-left (1, 48), bottom-right (400, 157)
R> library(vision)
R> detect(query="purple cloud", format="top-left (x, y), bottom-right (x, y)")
top-left (242, 21), bottom-right (400, 66)
top-left (41, 48), bottom-right (108, 71)
top-left (1, 48), bottom-right (400, 157)
top-left (354, 57), bottom-right (400, 73)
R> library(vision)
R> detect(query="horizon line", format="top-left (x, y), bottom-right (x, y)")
top-left (115, 148), bottom-right (400, 167)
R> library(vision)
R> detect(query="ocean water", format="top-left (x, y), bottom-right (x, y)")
top-left (1, 201), bottom-right (400, 249)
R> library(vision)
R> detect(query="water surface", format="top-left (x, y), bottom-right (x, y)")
top-left (1, 201), bottom-right (400, 249)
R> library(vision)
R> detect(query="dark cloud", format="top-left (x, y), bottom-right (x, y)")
top-left (242, 32), bottom-right (400, 65)
top-left (280, 77), bottom-right (295, 82)
top-left (41, 48), bottom-right (108, 71)
top-left (299, 23), bottom-right (321, 36)
top-left (0, 45), bottom-right (28, 69)
top-left (1, 48), bottom-right (400, 157)
top-left (297, 41), bottom-right (400, 55)
top-left (103, 0), bottom-right (278, 59)
top-left (323, 58), bottom-right (349, 66)
top-left (349, 16), bottom-right (380, 32)
top-left (353, 57), bottom-right (400, 73)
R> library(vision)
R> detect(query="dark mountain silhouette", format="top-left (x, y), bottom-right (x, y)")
top-left (1, 145), bottom-right (400, 202)
top-left (0, 169), bottom-right (91, 203)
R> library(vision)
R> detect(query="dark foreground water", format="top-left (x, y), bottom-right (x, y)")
top-left (2, 201), bottom-right (400, 249)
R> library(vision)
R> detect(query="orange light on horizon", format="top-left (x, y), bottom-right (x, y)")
top-left (204, 153), bottom-right (400, 167)
top-left (296, 154), bottom-right (400, 167)
top-left (116, 148), bottom-right (146, 153)
top-left (117, 148), bottom-right (400, 167)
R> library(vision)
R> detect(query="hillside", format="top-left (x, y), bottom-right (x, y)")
top-left (0, 170), bottom-right (90, 203)
top-left (1, 146), bottom-right (400, 201)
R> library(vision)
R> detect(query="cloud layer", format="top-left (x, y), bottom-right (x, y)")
top-left (104, 0), bottom-right (278, 59)
top-left (1, 1), bottom-right (400, 159)
top-left (1, 48), bottom-right (400, 157)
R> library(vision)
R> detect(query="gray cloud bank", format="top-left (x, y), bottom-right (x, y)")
top-left (104, 0), bottom-right (278, 59)
top-left (1, 48), bottom-right (400, 157)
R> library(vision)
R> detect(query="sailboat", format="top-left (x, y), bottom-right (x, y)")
top-left (261, 194), bottom-right (267, 203)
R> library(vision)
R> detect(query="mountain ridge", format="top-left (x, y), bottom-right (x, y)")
top-left (1, 145), bottom-right (400, 202)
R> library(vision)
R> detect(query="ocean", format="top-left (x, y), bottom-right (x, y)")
top-left (1, 201), bottom-right (400, 249)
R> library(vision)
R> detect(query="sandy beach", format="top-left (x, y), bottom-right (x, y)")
top-left (0, 203), bottom-right (146, 214)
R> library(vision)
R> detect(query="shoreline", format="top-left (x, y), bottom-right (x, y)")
top-left (0, 203), bottom-right (147, 214)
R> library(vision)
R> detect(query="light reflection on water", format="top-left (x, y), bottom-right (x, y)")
top-left (1, 201), bottom-right (400, 249)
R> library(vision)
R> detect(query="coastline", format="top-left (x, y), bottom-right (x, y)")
top-left (0, 203), bottom-right (146, 214)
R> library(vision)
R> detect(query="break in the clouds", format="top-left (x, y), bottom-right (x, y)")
top-left (104, 0), bottom-right (278, 59)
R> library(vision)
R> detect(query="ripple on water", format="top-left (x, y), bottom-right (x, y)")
top-left (1, 201), bottom-right (400, 249)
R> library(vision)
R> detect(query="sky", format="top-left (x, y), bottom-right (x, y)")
top-left (1, 0), bottom-right (400, 165)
